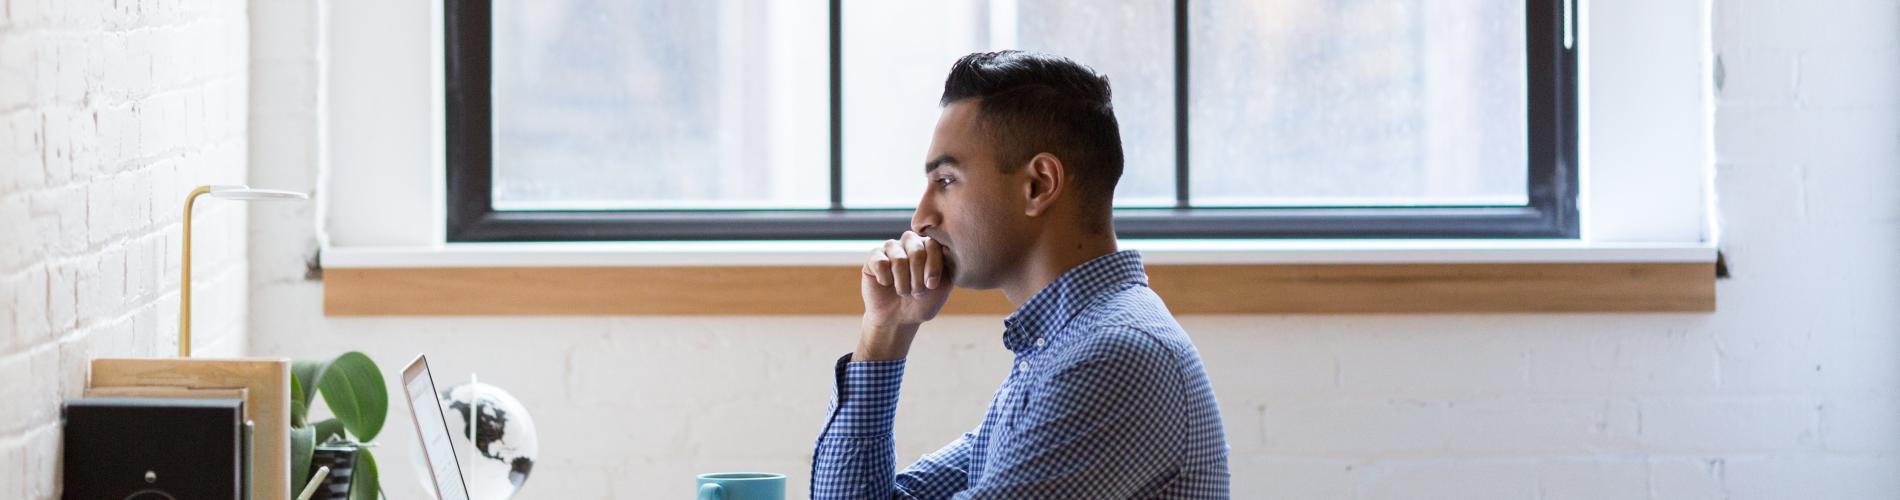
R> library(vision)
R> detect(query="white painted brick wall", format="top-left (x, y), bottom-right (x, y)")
top-left (0, 0), bottom-right (251, 497)
top-left (242, 0), bottom-right (1899, 499)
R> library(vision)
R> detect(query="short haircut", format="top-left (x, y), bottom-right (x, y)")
top-left (940, 50), bottom-right (1123, 227)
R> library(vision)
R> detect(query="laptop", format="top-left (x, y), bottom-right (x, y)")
top-left (403, 354), bottom-right (473, 500)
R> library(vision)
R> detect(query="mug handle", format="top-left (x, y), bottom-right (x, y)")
top-left (698, 483), bottom-right (724, 500)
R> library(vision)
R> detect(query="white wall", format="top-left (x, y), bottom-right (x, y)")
top-left (249, 1), bottom-right (1898, 500)
top-left (0, 0), bottom-right (253, 497)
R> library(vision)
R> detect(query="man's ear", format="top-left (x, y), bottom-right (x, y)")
top-left (1022, 152), bottom-right (1065, 217)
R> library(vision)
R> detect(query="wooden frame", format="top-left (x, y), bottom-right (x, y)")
top-left (323, 262), bottom-right (1714, 315)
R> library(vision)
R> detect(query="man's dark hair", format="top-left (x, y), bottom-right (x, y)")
top-left (941, 50), bottom-right (1123, 229)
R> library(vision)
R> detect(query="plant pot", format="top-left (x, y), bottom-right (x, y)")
top-left (308, 446), bottom-right (361, 500)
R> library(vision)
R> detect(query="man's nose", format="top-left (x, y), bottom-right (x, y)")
top-left (911, 201), bottom-right (940, 236)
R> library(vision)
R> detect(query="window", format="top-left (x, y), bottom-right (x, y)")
top-left (446, 0), bottom-right (1577, 241)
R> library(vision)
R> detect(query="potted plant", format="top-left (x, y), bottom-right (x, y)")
top-left (290, 351), bottom-right (387, 500)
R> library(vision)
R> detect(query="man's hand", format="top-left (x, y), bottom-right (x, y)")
top-left (855, 231), bottom-right (953, 361)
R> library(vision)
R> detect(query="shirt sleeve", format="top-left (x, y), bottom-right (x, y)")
top-left (956, 330), bottom-right (1186, 499)
top-left (812, 353), bottom-right (973, 500)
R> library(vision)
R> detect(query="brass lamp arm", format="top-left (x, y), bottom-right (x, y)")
top-left (179, 186), bottom-right (213, 357)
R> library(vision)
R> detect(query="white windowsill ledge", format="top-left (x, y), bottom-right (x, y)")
top-left (321, 240), bottom-right (1717, 268)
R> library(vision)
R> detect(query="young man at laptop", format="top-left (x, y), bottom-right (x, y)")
top-left (811, 51), bottom-right (1231, 499)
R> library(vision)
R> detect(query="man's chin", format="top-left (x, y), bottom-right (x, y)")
top-left (947, 267), bottom-right (1002, 291)
top-left (938, 246), bottom-right (995, 290)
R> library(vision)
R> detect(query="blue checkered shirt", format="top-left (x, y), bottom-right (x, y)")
top-left (813, 250), bottom-right (1230, 499)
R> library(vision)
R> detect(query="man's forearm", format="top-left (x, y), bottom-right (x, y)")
top-left (854, 321), bottom-right (921, 361)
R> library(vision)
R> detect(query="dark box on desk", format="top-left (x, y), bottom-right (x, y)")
top-left (63, 397), bottom-right (247, 500)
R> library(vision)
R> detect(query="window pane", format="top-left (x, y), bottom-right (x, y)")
top-left (1189, 0), bottom-right (1528, 207)
top-left (842, 0), bottom-right (1174, 209)
top-left (491, 0), bottom-right (830, 210)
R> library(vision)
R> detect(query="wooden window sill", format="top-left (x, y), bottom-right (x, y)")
top-left (320, 242), bottom-right (1716, 315)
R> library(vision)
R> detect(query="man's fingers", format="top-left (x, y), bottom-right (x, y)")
top-left (902, 234), bottom-right (929, 295)
top-left (923, 237), bottom-right (942, 289)
top-left (868, 233), bottom-right (942, 298)
top-left (866, 248), bottom-right (893, 286)
top-left (883, 239), bottom-right (911, 295)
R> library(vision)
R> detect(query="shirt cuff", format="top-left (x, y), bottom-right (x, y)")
top-left (828, 353), bottom-right (906, 437)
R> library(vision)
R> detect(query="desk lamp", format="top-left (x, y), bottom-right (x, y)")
top-left (180, 184), bottom-right (308, 357)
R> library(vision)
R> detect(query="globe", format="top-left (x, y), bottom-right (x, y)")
top-left (414, 381), bottom-right (539, 499)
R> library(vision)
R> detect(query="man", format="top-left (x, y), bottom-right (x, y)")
top-left (811, 50), bottom-right (1230, 499)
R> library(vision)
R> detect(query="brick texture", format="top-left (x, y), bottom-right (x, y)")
top-left (0, 0), bottom-right (251, 497)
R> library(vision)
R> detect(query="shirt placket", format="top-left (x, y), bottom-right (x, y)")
top-left (999, 334), bottom-right (1045, 433)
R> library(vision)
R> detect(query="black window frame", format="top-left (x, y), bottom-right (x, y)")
top-left (446, 0), bottom-right (1578, 242)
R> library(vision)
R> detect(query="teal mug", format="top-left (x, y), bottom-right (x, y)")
top-left (696, 472), bottom-right (785, 500)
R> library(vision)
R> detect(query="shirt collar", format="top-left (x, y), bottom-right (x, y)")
top-left (1001, 250), bottom-right (1148, 353)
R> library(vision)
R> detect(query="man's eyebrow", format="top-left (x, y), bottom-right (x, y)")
top-left (925, 154), bottom-right (958, 173)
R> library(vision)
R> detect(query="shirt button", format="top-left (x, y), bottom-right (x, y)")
top-left (1018, 361), bottom-right (1030, 372)
top-left (1034, 337), bottom-right (1046, 348)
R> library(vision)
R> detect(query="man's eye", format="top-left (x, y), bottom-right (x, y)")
top-left (934, 177), bottom-right (956, 186)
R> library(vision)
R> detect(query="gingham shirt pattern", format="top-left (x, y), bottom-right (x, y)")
top-left (813, 250), bottom-right (1231, 499)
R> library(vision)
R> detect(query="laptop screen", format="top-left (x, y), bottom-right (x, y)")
top-left (404, 355), bottom-right (471, 500)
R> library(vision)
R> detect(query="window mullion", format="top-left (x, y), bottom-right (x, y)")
top-left (829, 0), bottom-right (845, 211)
top-left (1173, 0), bottom-right (1190, 209)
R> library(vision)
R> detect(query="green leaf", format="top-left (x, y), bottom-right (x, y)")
top-left (348, 448), bottom-right (379, 500)
top-left (291, 426), bottom-right (316, 496)
top-left (316, 352), bottom-right (389, 442)
top-left (314, 418), bottom-right (346, 446)
top-left (290, 374), bottom-right (308, 428)
top-left (293, 359), bottom-right (330, 409)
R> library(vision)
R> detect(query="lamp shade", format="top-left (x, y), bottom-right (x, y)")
top-left (205, 185), bottom-right (309, 201)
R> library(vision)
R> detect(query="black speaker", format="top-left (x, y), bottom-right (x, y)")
top-left (63, 397), bottom-right (247, 500)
